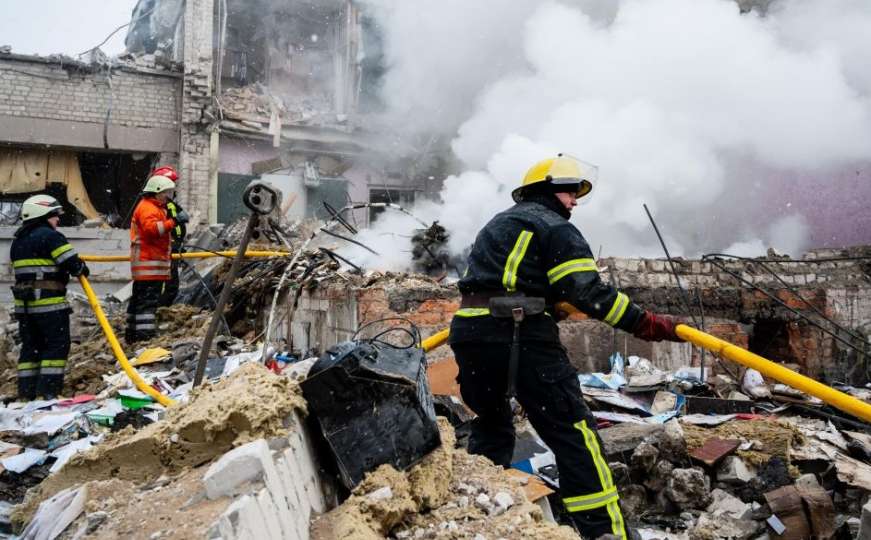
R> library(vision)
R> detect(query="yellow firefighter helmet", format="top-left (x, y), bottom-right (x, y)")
top-left (512, 154), bottom-right (598, 203)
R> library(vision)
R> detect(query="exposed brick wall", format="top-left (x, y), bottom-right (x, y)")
top-left (178, 0), bottom-right (216, 224)
top-left (0, 56), bottom-right (180, 131)
top-left (289, 245), bottom-right (871, 386)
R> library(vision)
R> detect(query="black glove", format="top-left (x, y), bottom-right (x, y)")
top-left (75, 263), bottom-right (90, 278)
top-left (174, 210), bottom-right (190, 224)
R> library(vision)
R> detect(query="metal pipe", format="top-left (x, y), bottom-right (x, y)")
top-left (79, 275), bottom-right (176, 407)
top-left (676, 324), bottom-right (871, 423)
top-left (192, 216), bottom-right (260, 387)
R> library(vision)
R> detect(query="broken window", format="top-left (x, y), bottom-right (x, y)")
top-left (219, 0), bottom-right (361, 128)
top-left (0, 147), bottom-right (155, 227)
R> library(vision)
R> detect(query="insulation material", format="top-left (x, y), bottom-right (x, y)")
top-left (0, 150), bottom-right (100, 219)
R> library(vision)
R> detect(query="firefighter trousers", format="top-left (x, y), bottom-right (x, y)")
top-left (158, 257), bottom-right (180, 307)
top-left (16, 309), bottom-right (70, 400)
top-left (451, 340), bottom-right (630, 540)
top-left (127, 280), bottom-right (163, 343)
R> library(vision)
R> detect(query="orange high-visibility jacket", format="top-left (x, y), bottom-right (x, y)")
top-left (130, 196), bottom-right (175, 281)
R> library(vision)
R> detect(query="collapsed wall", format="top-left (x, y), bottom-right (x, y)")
top-left (286, 247), bottom-right (871, 384)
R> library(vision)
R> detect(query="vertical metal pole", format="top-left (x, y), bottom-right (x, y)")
top-left (696, 288), bottom-right (707, 383)
top-left (193, 214), bottom-right (259, 386)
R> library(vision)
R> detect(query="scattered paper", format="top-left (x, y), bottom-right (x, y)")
top-left (680, 414), bottom-right (737, 426)
top-left (2, 448), bottom-right (47, 474)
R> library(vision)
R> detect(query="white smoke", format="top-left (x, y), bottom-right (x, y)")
top-left (348, 0), bottom-right (871, 269)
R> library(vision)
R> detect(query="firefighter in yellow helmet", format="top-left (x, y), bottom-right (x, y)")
top-left (450, 154), bottom-right (683, 539)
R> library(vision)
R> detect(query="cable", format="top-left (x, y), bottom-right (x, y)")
top-left (703, 253), bottom-right (871, 264)
top-left (319, 247), bottom-right (362, 273)
top-left (642, 204), bottom-right (700, 327)
top-left (352, 317), bottom-right (422, 349)
top-left (78, 6), bottom-right (157, 57)
top-left (179, 259), bottom-right (231, 335)
top-left (642, 204), bottom-right (735, 382)
top-left (259, 201), bottom-right (431, 362)
top-left (323, 201), bottom-right (358, 234)
top-left (703, 253), bottom-right (869, 345)
top-left (102, 67), bottom-right (114, 149)
top-left (703, 256), bottom-right (868, 356)
top-left (320, 228), bottom-right (379, 255)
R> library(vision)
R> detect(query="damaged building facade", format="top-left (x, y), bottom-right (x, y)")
top-left (0, 0), bottom-right (437, 273)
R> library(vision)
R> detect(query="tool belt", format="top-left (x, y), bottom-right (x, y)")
top-left (460, 291), bottom-right (547, 315)
top-left (462, 292), bottom-right (546, 399)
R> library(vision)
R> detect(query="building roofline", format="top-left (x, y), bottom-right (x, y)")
top-left (0, 51), bottom-right (182, 79)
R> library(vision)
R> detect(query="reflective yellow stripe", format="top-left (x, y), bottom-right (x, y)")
top-left (14, 296), bottom-right (67, 307)
top-left (574, 420), bottom-right (613, 490)
top-left (606, 500), bottom-right (628, 539)
top-left (572, 420), bottom-right (626, 538)
top-left (455, 308), bottom-right (490, 317)
top-left (604, 292), bottom-right (630, 326)
top-left (563, 486), bottom-right (619, 511)
top-left (50, 244), bottom-right (73, 259)
top-left (501, 230), bottom-right (533, 292)
top-left (547, 258), bottom-right (597, 284)
top-left (18, 362), bottom-right (40, 370)
top-left (40, 359), bottom-right (66, 368)
top-left (12, 258), bottom-right (55, 268)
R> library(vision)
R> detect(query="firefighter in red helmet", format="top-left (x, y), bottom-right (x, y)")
top-left (150, 166), bottom-right (187, 306)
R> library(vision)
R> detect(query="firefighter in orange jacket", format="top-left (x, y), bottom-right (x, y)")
top-left (126, 176), bottom-right (189, 343)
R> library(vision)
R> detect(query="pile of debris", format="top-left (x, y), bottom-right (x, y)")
top-left (498, 351), bottom-right (871, 538)
top-left (220, 83), bottom-right (346, 132)
top-left (312, 420), bottom-right (577, 540)
top-left (4, 363), bottom-right (305, 538)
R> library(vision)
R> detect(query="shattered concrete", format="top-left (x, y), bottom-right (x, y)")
top-left (12, 363), bottom-right (304, 528)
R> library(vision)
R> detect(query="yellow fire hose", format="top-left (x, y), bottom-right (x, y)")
top-left (79, 250), bottom-right (290, 263)
top-left (421, 328), bottom-right (450, 353)
top-left (78, 275), bottom-right (176, 407)
top-left (419, 323), bottom-right (871, 423)
top-left (674, 324), bottom-right (871, 423)
top-left (73, 250), bottom-right (287, 405)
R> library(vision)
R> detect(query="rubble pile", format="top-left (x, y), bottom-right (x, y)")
top-left (7, 363), bottom-right (305, 535)
top-left (312, 421), bottom-right (577, 540)
top-left (220, 83), bottom-right (345, 131)
top-left (533, 352), bottom-right (871, 538)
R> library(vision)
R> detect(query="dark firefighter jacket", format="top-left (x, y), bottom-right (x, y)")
top-left (10, 222), bottom-right (86, 314)
top-left (450, 194), bottom-right (644, 344)
top-left (165, 199), bottom-right (186, 251)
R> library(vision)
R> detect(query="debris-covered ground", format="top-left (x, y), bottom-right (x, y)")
top-left (311, 421), bottom-right (578, 540)
top-left (2, 215), bottom-right (871, 539)
top-left (6, 363), bottom-right (305, 537)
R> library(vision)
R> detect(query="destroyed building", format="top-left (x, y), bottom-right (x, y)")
top-left (0, 0), bottom-right (448, 301)
top-left (3, 0), bottom-right (871, 539)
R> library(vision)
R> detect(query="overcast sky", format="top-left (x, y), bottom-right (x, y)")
top-left (1, 0), bottom-right (139, 57)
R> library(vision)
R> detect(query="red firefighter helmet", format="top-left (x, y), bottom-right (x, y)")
top-left (151, 166), bottom-right (179, 182)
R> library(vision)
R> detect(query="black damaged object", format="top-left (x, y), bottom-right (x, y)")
top-left (300, 341), bottom-right (440, 489)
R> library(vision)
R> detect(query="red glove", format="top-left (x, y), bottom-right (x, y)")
top-left (633, 311), bottom-right (683, 342)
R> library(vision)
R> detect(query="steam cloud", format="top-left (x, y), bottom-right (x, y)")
top-left (347, 0), bottom-right (871, 270)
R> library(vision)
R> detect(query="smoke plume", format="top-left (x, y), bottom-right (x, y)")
top-left (347, 0), bottom-right (871, 270)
